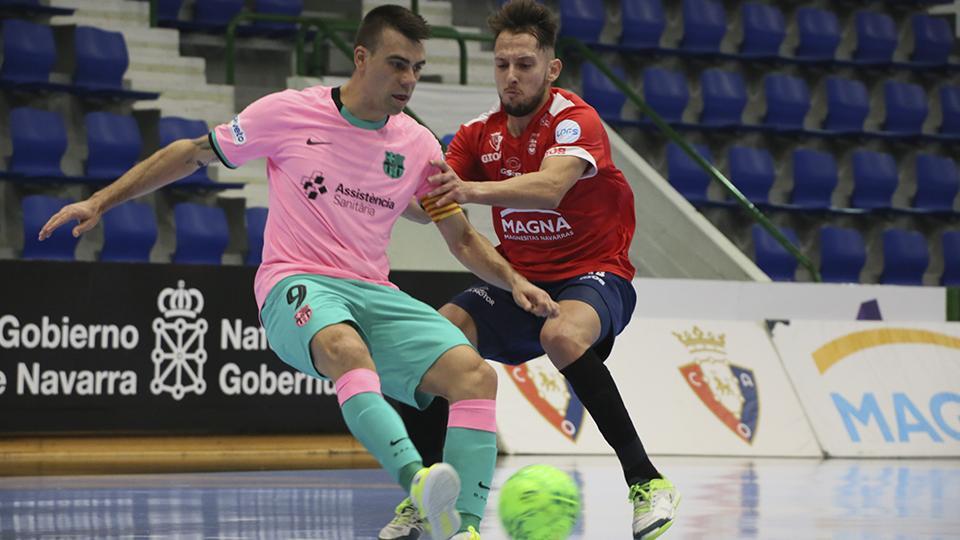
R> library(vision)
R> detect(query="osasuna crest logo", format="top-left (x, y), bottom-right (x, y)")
top-left (674, 326), bottom-right (759, 443)
top-left (489, 131), bottom-right (503, 152)
top-left (383, 151), bottom-right (405, 178)
top-left (507, 360), bottom-right (585, 442)
top-left (151, 280), bottom-right (208, 400)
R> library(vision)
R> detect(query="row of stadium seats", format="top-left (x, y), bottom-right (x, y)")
top-left (20, 194), bottom-right (267, 265)
top-left (562, 0), bottom-right (956, 68)
top-left (1, 19), bottom-right (159, 101)
top-left (154, 0), bottom-right (302, 35)
top-left (582, 62), bottom-right (960, 140)
top-left (752, 223), bottom-right (960, 286)
top-left (665, 142), bottom-right (959, 213)
top-left (1, 107), bottom-right (240, 189)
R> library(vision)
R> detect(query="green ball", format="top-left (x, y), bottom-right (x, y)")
top-left (498, 465), bottom-right (581, 540)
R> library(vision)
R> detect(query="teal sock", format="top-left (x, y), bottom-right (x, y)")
top-left (443, 426), bottom-right (497, 527)
top-left (340, 392), bottom-right (422, 488)
top-left (398, 462), bottom-right (422, 493)
top-left (461, 513), bottom-right (481, 533)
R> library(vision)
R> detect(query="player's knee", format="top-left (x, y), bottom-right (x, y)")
top-left (540, 324), bottom-right (591, 360)
top-left (310, 325), bottom-right (369, 374)
top-left (449, 357), bottom-right (497, 401)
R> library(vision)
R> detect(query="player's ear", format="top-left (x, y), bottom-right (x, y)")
top-left (354, 45), bottom-right (369, 71)
top-left (547, 57), bottom-right (562, 84)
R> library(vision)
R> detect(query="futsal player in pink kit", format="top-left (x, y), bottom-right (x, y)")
top-left (37, 6), bottom-right (559, 540)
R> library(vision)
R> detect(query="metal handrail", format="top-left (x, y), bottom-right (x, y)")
top-left (559, 38), bottom-right (822, 282)
top-left (222, 13), bottom-right (435, 137)
top-left (222, 14), bottom-right (492, 86)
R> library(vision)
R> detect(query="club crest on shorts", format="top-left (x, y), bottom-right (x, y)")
top-left (383, 151), bottom-right (405, 178)
top-left (294, 305), bottom-right (312, 327)
top-left (507, 359), bottom-right (585, 442)
top-left (674, 326), bottom-right (759, 443)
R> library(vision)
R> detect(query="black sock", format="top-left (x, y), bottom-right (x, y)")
top-left (560, 348), bottom-right (661, 486)
top-left (396, 396), bottom-right (448, 467)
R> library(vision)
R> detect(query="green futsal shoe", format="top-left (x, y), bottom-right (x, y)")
top-left (630, 477), bottom-right (680, 539)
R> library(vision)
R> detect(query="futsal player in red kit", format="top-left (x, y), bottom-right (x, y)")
top-left (380, 1), bottom-right (679, 539)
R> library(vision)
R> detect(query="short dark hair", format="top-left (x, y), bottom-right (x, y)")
top-left (488, 0), bottom-right (558, 50)
top-left (355, 5), bottom-right (431, 52)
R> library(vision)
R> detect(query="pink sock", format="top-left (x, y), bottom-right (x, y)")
top-left (334, 368), bottom-right (381, 406)
top-left (448, 399), bottom-right (497, 433)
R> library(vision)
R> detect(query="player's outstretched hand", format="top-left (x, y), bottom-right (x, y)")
top-left (427, 160), bottom-right (476, 207)
top-left (512, 281), bottom-right (560, 318)
top-left (38, 199), bottom-right (102, 241)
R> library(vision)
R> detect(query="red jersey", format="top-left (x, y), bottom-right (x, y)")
top-left (445, 87), bottom-right (636, 282)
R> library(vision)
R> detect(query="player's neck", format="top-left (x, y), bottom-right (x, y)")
top-left (339, 80), bottom-right (389, 123)
top-left (506, 90), bottom-right (552, 137)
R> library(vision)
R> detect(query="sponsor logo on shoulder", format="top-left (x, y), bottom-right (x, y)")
top-left (230, 116), bottom-right (246, 145)
top-left (554, 119), bottom-right (581, 144)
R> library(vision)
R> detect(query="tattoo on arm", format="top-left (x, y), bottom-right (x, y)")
top-left (191, 138), bottom-right (212, 151)
top-left (188, 137), bottom-right (214, 167)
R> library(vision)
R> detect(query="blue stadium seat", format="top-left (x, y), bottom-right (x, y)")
top-left (21, 195), bottom-right (77, 260)
top-left (794, 7), bottom-right (840, 60)
top-left (194, 0), bottom-right (245, 28)
top-left (790, 149), bottom-right (837, 209)
top-left (822, 77), bottom-right (869, 132)
top-left (762, 73), bottom-right (810, 130)
top-left (913, 154), bottom-right (959, 212)
top-left (85, 112), bottom-right (142, 181)
top-left (8, 107), bottom-right (67, 178)
top-left (619, 0), bottom-right (665, 49)
top-left (880, 229), bottom-right (928, 285)
top-left (156, 0), bottom-right (184, 25)
top-left (159, 117), bottom-right (211, 185)
top-left (852, 11), bottom-right (897, 63)
top-left (558, 0), bottom-right (605, 43)
top-left (941, 231), bottom-right (960, 286)
top-left (881, 80), bottom-right (928, 134)
top-left (73, 26), bottom-right (128, 91)
top-left (172, 202), bottom-right (229, 264)
top-left (245, 206), bottom-right (268, 266)
top-left (582, 63), bottom-right (627, 120)
top-left (440, 133), bottom-right (455, 148)
top-left (851, 150), bottom-right (898, 210)
top-left (819, 226), bottom-right (866, 283)
top-left (937, 85), bottom-right (960, 136)
top-left (751, 224), bottom-right (800, 281)
top-left (100, 200), bottom-right (158, 263)
top-left (739, 2), bottom-right (785, 57)
top-left (0, 0), bottom-right (73, 15)
top-left (251, 0), bottom-right (303, 33)
top-left (666, 142), bottom-right (712, 205)
top-left (0, 19), bottom-right (56, 86)
top-left (679, 0), bottom-right (726, 53)
top-left (909, 14), bottom-right (953, 64)
top-left (728, 146), bottom-right (774, 203)
top-left (699, 69), bottom-right (747, 127)
top-left (642, 67), bottom-right (688, 123)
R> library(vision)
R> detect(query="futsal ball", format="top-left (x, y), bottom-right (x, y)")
top-left (498, 465), bottom-right (581, 540)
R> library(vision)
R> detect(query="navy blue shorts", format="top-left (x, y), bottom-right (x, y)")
top-left (449, 272), bottom-right (637, 365)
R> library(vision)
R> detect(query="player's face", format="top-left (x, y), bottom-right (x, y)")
top-left (494, 31), bottom-right (560, 118)
top-left (361, 28), bottom-right (426, 115)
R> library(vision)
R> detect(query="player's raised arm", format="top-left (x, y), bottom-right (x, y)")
top-left (425, 153), bottom-right (585, 210)
top-left (38, 136), bottom-right (217, 241)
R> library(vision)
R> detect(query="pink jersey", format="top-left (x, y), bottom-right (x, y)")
top-left (210, 85), bottom-right (442, 308)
